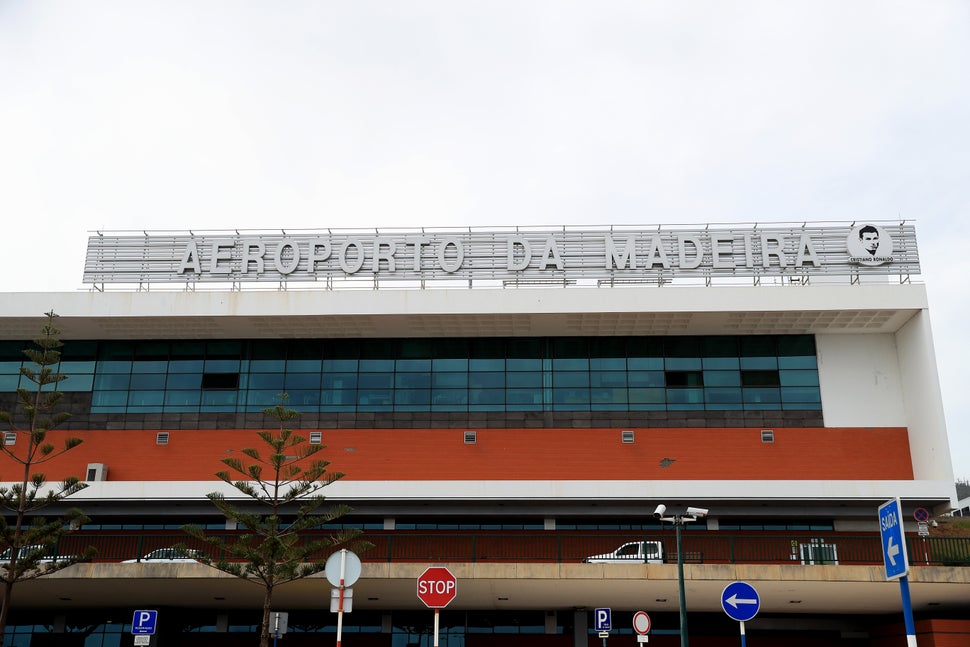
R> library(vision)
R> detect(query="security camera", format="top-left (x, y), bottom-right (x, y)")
top-left (653, 504), bottom-right (667, 518)
top-left (685, 506), bottom-right (709, 518)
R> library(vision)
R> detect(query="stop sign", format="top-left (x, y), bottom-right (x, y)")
top-left (416, 566), bottom-right (458, 609)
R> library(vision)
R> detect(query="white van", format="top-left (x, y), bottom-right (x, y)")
top-left (583, 541), bottom-right (665, 564)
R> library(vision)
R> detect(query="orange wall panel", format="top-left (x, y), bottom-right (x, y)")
top-left (0, 427), bottom-right (913, 483)
top-left (869, 619), bottom-right (970, 647)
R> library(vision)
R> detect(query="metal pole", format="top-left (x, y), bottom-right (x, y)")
top-left (899, 575), bottom-right (918, 647)
top-left (677, 519), bottom-right (689, 647)
top-left (336, 549), bottom-right (347, 647)
top-left (433, 608), bottom-right (440, 647)
top-left (739, 620), bottom-right (746, 647)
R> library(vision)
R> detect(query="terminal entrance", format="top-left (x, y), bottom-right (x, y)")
top-left (5, 609), bottom-right (941, 646)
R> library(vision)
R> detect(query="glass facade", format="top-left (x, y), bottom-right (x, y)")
top-left (0, 610), bottom-right (557, 645)
top-left (0, 335), bottom-right (820, 415)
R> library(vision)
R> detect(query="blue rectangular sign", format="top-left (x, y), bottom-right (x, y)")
top-left (131, 610), bottom-right (158, 635)
top-left (594, 607), bottom-right (612, 631)
top-left (878, 498), bottom-right (909, 580)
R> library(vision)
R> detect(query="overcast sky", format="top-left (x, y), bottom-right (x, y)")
top-left (1, 2), bottom-right (968, 480)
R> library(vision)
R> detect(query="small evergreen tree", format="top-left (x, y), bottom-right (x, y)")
top-left (183, 395), bottom-right (369, 647)
top-left (0, 312), bottom-right (92, 642)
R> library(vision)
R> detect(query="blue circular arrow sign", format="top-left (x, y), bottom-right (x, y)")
top-left (721, 581), bottom-right (760, 622)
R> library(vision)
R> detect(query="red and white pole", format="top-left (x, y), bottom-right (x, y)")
top-left (335, 549), bottom-right (347, 647)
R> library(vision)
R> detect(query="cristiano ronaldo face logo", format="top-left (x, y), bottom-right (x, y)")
top-left (847, 224), bottom-right (893, 266)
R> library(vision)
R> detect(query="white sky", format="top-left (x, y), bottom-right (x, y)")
top-left (1, 2), bottom-right (968, 479)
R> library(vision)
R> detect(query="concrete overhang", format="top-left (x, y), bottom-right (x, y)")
top-left (17, 561), bottom-right (970, 616)
top-left (0, 284), bottom-right (928, 340)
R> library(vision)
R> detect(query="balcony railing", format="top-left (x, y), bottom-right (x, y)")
top-left (44, 531), bottom-right (970, 567)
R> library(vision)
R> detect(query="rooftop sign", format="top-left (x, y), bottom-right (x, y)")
top-left (83, 221), bottom-right (919, 288)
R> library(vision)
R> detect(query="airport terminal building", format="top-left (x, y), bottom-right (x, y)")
top-left (0, 221), bottom-right (966, 646)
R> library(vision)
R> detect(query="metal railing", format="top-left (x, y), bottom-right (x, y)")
top-left (46, 531), bottom-right (970, 567)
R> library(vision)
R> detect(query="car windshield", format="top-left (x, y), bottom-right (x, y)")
top-left (151, 549), bottom-right (181, 558)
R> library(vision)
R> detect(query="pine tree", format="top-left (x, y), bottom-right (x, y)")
top-left (182, 395), bottom-right (369, 647)
top-left (0, 312), bottom-right (93, 642)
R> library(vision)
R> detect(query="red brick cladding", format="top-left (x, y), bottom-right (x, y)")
top-left (0, 427), bottom-right (913, 482)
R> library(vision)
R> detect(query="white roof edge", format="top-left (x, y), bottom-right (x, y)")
top-left (37, 479), bottom-right (956, 504)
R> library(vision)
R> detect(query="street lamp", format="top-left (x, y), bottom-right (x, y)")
top-left (654, 505), bottom-right (709, 647)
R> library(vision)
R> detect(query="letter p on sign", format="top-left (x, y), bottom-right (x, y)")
top-left (595, 608), bottom-right (612, 631)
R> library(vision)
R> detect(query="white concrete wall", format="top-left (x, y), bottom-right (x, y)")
top-left (49, 478), bottom-right (956, 505)
top-left (817, 333), bottom-right (907, 427)
top-left (818, 314), bottom-right (956, 499)
top-left (895, 310), bottom-right (955, 484)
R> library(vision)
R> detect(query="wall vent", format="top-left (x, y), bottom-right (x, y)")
top-left (761, 429), bottom-right (775, 443)
top-left (463, 431), bottom-right (477, 444)
top-left (156, 432), bottom-right (170, 445)
top-left (621, 430), bottom-right (635, 444)
top-left (86, 463), bottom-right (108, 482)
top-left (309, 432), bottom-right (323, 445)
top-left (3, 432), bottom-right (16, 446)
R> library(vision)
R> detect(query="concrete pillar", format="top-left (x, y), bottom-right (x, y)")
top-left (574, 610), bottom-right (588, 647)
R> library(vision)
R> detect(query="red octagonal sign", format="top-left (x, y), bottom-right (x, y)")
top-left (416, 566), bottom-right (458, 609)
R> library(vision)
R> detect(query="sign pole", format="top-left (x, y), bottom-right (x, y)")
top-left (739, 620), bottom-right (746, 647)
top-left (676, 521), bottom-right (688, 647)
top-left (336, 549), bottom-right (347, 647)
top-left (899, 575), bottom-right (917, 647)
top-left (433, 608), bottom-right (440, 647)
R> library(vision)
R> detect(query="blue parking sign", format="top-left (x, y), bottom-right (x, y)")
top-left (131, 610), bottom-right (158, 635)
top-left (594, 607), bottom-right (612, 631)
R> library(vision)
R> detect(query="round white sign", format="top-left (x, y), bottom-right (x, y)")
top-left (324, 549), bottom-right (362, 587)
top-left (633, 610), bottom-right (651, 635)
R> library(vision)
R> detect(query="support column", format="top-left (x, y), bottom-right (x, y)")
top-left (574, 610), bottom-right (588, 647)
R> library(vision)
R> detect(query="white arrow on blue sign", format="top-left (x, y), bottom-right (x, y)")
top-left (878, 498), bottom-right (909, 580)
top-left (131, 610), bottom-right (158, 635)
top-left (721, 581), bottom-right (760, 622)
top-left (594, 608), bottom-right (612, 631)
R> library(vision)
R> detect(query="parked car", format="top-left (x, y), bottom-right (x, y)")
top-left (0, 544), bottom-right (75, 564)
top-left (583, 541), bottom-right (665, 564)
top-left (122, 547), bottom-right (204, 563)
